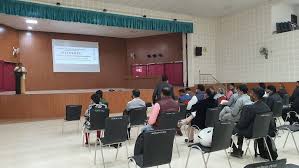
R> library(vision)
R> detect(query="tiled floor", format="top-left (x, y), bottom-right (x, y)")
top-left (0, 119), bottom-right (298, 168)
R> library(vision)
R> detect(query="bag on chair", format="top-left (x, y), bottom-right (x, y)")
top-left (254, 137), bottom-right (278, 160)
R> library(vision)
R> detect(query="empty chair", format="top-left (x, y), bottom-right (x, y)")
top-left (156, 112), bottom-right (180, 157)
top-left (244, 159), bottom-right (286, 168)
top-left (273, 101), bottom-right (283, 125)
top-left (242, 113), bottom-right (274, 161)
top-left (62, 105), bottom-right (82, 134)
top-left (95, 116), bottom-right (129, 167)
top-left (185, 121), bottom-right (235, 168)
top-left (128, 129), bottom-right (176, 168)
top-left (205, 107), bottom-right (221, 127)
top-left (128, 107), bottom-right (147, 137)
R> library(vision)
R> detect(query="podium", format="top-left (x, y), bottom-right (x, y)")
top-left (15, 71), bottom-right (26, 94)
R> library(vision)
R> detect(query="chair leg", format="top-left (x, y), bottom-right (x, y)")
top-left (291, 133), bottom-right (299, 154)
top-left (77, 120), bottom-right (80, 133)
top-left (206, 153), bottom-right (210, 163)
top-left (128, 158), bottom-right (137, 168)
top-left (174, 137), bottom-right (180, 157)
top-left (115, 143), bottom-right (120, 160)
top-left (62, 120), bottom-right (65, 135)
top-left (245, 140), bottom-right (255, 162)
top-left (225, 149), bottom-right (232, 168)
top-left (263, 138), bottom-right (273, 161)
top-left (125, 141), bottom-right (129, 158)
top-left (168, 163), bottom-right (172, 168)
top-left (244, 140), bottom-right (251, 155)
top-left (201, 153), bottom-right (208, 168)
top-left (94, 137), bottom-right (98, 165)
top-left (283, 132), bottom-right (290, 148)
top-left (185, 147), bottom-right (192, 168)
top-left (100, 144), bottom-right (106, 168)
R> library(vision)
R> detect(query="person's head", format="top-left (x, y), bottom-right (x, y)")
top-left (279, 83), bottom-right (285, 90)
top-left (162, 75), bottom-right (168, 82)
top-left (237, 84), bottom-right (248, 95)
top-left (185, 88), bottom-right (192, 94)
top-left (297, 81), bottom-right (299, 87)
top-left (259, 83), bottom-right (266, 89)
top-left (218, 88), bottom-right (225, 95)
top-left (132, 89), bottom-right (140, 98)
top-left (179, 89), bottom-right (186, 96)
top-left (197, 84), bottom-right (205, 92)
top-left (91, 93), bottom-right (100, 104)
top-left (228, 83), bottom-right (235, 90)
top-left (251, 87), bottom-right (265, 102)
top-left (206, 87), bottom-right (216, 98)
top-left (161, 86), bottom-right (172, 97)
top-left (266, 85), bottom-right (276, 95)
top-left (95, 90), bottom-right (103, 98)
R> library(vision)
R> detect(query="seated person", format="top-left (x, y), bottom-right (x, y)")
top-left (221, 89), bottom-right (239, 107)
top-left (142, 86), bottom-right (179, 132)
top-left (123, 89), bottom-right (146, 138)
top-left (290, 81), bottom-right (299, 113)
top-left (83, 93), bottom-right (109, 145)
top-left (178, 88), bottom-right (218, 143)
top-left (178, 88), bottom-right (193, 105)
top-left (95, 90), bottom-right (108, 106)
top-left (219, 84), bottom-right (252, 122)
top-left (214, 88), bottom-right (228, 105)
top-left (187, 84), bottom-right (206, 111)
top-left (226, 83), bottom-right (236, 100)
top-left (231, 87), bottom-right (275, 158)
top-left (266, 85), bottom-right (282, 111)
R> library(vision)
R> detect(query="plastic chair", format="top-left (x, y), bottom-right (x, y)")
top-left (244, 159), bottom-right (286, 168)
top-left (128, 107), bottom-right (147, 137)
top-left (205, 107), bottom-right (221, 127)
top-left (273, 101), bottom-right (283, 126)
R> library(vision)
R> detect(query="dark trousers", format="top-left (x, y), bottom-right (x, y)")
top-left (15, 72), bottom-right (22, 94)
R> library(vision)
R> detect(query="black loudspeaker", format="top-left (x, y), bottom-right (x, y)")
top-left (195, 47), bottom-right (202, 56)
top-left (291, 14), bottom-right (297, 25)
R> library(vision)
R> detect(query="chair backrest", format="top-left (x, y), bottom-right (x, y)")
top-left (282, 94), bottom-right (290, 105)
top-left (210, 121), bottom-right (234, 152)
top-left (156, 112), bottom-right (179, 130)
top-left (128, 107), bottom-right (147, 126)
top-left (65, 105), bottom-right (82, 121)
top-left (244, 159), bottom-right (286, 168)
top-left (205, 107), bottom-right (221, 127)
top-left (89, 108), bottom-right (109, 130)
top-left (103, 116), bottom-right (129, 144)
top-left (252, 112), bottom-right (273, 139)
top-left (143, 129), bottom-right (176, 167)
top-left (178, 103), bottom-right (187, 120)
top-left (273, 101), bottom-right (283, 118)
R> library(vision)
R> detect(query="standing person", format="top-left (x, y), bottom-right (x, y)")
top-left (278, 83), bottom-right (288, 98)
top-left (290, 81), bottom-right (299, 114)
top-left (152, 75), bottom-right (175, 104)
top-left (14, 63), bottom-right (27, 94)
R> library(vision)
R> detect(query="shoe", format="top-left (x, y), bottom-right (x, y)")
top-left (111, 143), bottom-right (122, 148)
top-left (230, 149), bottom-right (243, 158)
top-left (184, 139), bottom-right (194, 143)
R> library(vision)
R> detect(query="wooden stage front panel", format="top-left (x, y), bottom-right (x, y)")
top-left (0, 89), bottom-right (153, 120)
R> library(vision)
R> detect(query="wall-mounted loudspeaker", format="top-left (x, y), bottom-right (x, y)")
top-left (195, 47), bottom-right (202, 56)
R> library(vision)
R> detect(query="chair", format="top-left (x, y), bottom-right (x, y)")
top-left (178, 103), bottom-right (187, 120)
top-left (205, 107), bottom-right (221, 127)
top-left (242, 112), bottom-right (274, 161)
top-left (244, 159), bottom-right (286, 168)
top-left (62, 105), bottom-right (82, 134)
top-left (156, 112), bottom-right (181, 157)
top-left (128, 107), bottom-right (147, 137)
top-left (279, 122), bottom-right (299, 154)
top-left (82, 108), bottom-right (109, 150)
top-left (185, 121), bottom-right (234, 168)
top-left (95, 116), bottom-right (129, 167)
top-left (128, 129), bottom-right (176, 168)
top-left (273, 101), bottom-right (283, 126)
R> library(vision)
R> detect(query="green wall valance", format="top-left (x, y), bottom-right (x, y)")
top-left (0, 0), bottom-right (193, 33)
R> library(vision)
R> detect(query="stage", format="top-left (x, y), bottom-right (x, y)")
top-left (0, 88), bottom-right (153, 120)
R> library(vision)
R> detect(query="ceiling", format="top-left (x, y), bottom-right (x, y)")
top-left (0, 14), bottom-right (169, 38)
top-left (98, 0), bottom-right (266, 17)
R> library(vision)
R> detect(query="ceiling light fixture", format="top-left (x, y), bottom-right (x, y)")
top-left (28, 26), bottom-right (33, 30)
top-left (26, 19), bottom-right (38, 24)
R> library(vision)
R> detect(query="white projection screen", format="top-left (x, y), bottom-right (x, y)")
top-left (52, 39), bottom-right (100, 72)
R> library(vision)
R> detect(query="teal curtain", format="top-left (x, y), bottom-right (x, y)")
top-left (0, 0), bottom-right (193, 33)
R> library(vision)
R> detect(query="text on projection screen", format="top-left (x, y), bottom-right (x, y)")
top-left (52, 39), bottom-right (100, 72)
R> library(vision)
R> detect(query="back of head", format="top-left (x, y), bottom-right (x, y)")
top-left (132, 89), bottom-right (141, 98)
top-left (162, 86), bottom-right (171, 97)
top-left (267, 85), bottom-right (276, 93)
top-left (206, 88), bottom-right (215, 98)
top-left (185, 88), bottom-right (191, 92)
top-left (179, 89), bottom-right (186, 94)
top-left (162, 75), bottom-right (168, 82)
top-left (91, 93), bottom-right (100, 104)
top-left (197, 84), bottom-right (205, 92)
top-left (252, 87), bottom-right (265, 101)
top-left (218, 88), bottom-right (224, 94)
top-left (96, 90), bottom-right (103, 98)
top-left (238, 84), bottom-right (248, 94)
top-left (258, 83), bottom-right (266, 89)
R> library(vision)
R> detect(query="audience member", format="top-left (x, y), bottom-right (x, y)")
top-left (187, 84), bottom-right (206, 111)
top-left (266, 85), bottom-right (282, 111)
top-left (219, 84), bottom-right (252, 122)
top-left (143, 86), bottom-right (179, 132)
top-left (83, 93), bottom-right (109, 145)
top-left (123, 89), bottom-right (146, 138)
top-left (178, 88), bottom-right (192, 105)
top-left (185, 87), bottom-right (193, 96)
top-left (95, 90), bottom-right (108, 106)
top-left (290, 81), bottom-right (299, 114)
top-left (278, 83), bottom-right (288, 98)
top-left (226, 83), bottom-right (236, 100)
top-left (178, 88), bottom-right (218, 142)
top-left (221, 88), bottom-right (239, 107)
top-left (231, 87), bottom-right (275, 158)
top-left (152, 75), bottom-right (175, 104)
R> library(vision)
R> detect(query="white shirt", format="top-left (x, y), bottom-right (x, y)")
top-left (14, 66), bottom-right (27, 79)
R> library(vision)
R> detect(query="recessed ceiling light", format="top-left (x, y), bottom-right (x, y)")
top-left (26, 19), bottom-right (38, 24)
top-left (28, 26), bottom-right (33, 30)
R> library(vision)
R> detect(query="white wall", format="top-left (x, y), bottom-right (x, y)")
top-left (272, 1), bottom-right (296, 32)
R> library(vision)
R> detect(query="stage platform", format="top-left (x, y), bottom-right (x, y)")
top-left (0, 88), bottom-right (153, 120)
